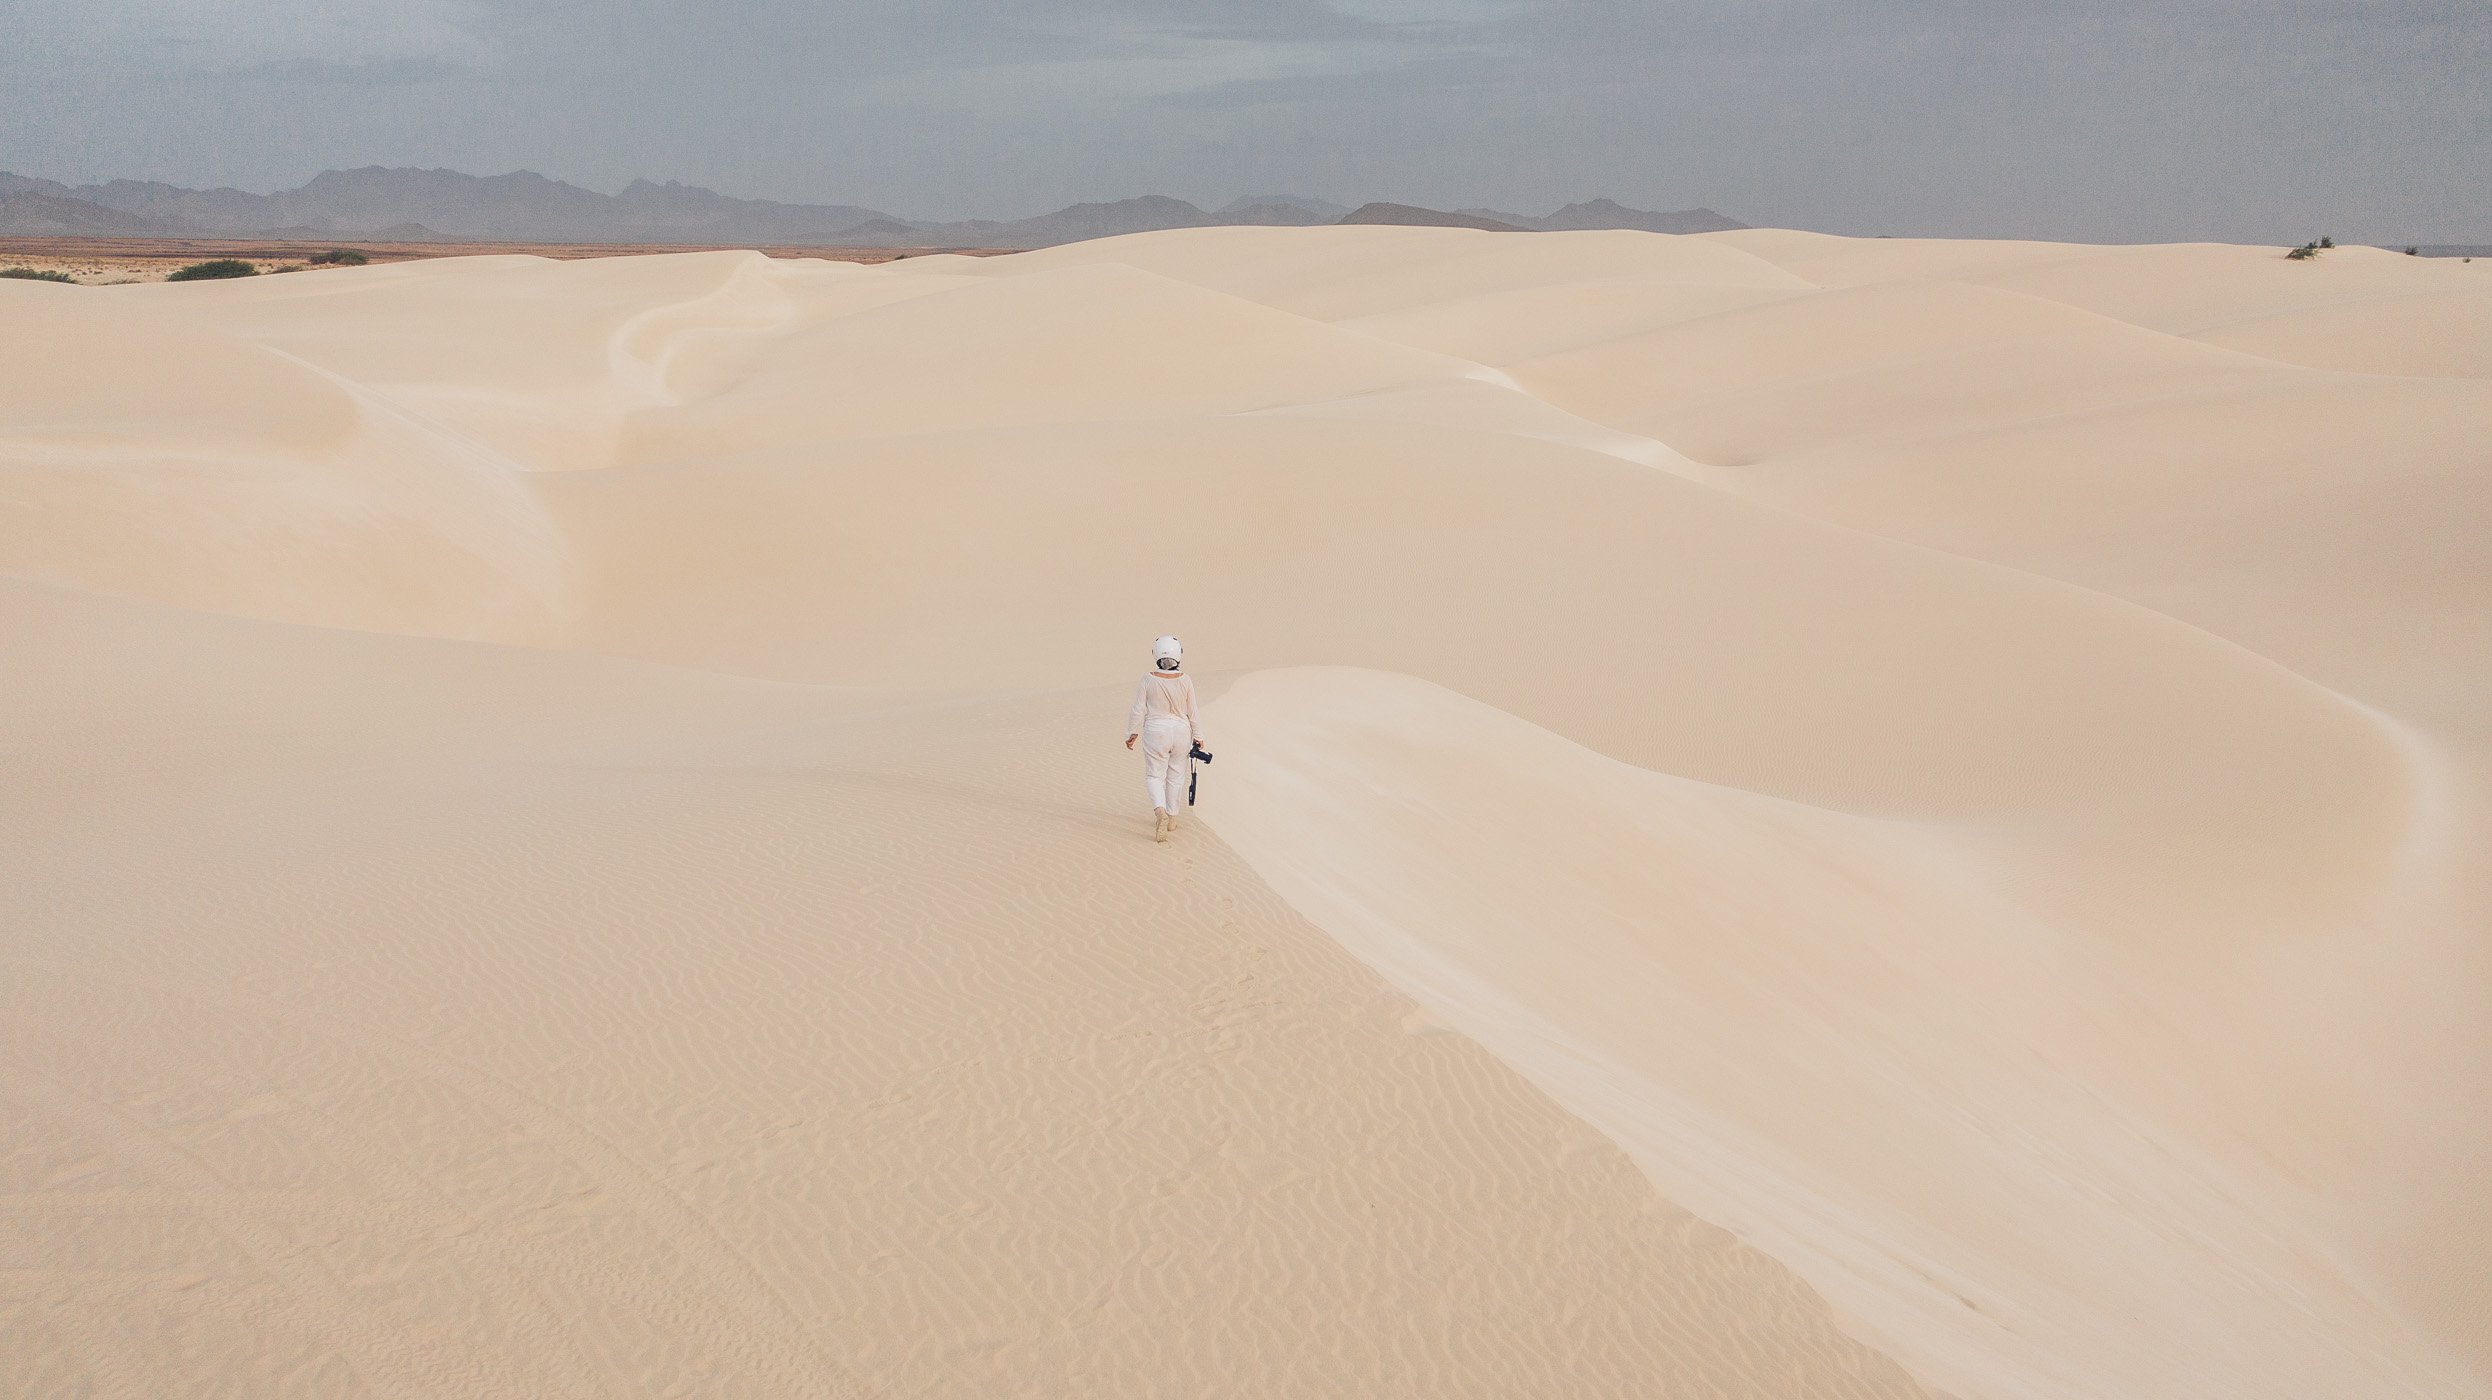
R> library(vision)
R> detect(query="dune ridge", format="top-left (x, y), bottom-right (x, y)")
top-left (4, 225), bottom-right (2486, 1397)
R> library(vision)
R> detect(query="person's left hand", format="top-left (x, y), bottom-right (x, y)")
top-left (1124, 734), bottom-right (1136, 750)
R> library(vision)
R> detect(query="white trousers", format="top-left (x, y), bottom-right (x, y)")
top-left (1140, 718), bottom-right (1191, 812)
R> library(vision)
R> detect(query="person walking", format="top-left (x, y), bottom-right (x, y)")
top-left (1124, 635), bottom-right (1204, 842)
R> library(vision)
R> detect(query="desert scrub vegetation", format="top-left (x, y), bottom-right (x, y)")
top-left (0, 267), bottom-right (77, 283)
top-left (167, 259), bottom-right (258, 281)
top-left (2286, 236), bottom-right (2337, 261)
top-left (307, 248), bottom-right (369, 265)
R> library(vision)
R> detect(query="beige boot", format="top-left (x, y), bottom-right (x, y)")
top-left (1153, 811), bottom-right (1170, 843)
top-left (1164, 810), bottom-right (1179, 833)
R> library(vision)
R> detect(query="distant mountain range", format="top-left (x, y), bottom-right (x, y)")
top-left (1466, 198), bottom-right (1748, 235)
top-left (1340, 202), bottom-right (1530, 233)
top-left (0, 167), bottom-right (1747, 249)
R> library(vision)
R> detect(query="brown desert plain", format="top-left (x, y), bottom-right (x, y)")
top-left (3, 225), bottom-right (2490, 1399)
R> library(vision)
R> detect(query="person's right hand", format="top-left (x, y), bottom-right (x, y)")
top-left (1124, 734), bottom-right (1136, 750)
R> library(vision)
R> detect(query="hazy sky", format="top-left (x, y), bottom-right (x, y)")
top-left (7, 0), bottom-right (2487, 242)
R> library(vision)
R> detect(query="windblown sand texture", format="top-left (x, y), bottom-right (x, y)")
top-left (4, 228), bottom-right (2487, 1399)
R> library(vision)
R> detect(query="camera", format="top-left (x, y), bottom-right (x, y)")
top-left (1189, 743), bottom-right (1214, 764)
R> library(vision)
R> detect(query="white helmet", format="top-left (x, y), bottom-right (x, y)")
top-left (1152, 635), bottom-right (1183, 671)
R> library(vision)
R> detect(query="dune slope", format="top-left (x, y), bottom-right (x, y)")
top-left (3, 226), bottom-right (2487, 1398)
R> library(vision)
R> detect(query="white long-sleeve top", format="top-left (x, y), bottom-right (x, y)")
top-left (1126, 671), bottom-right (1204, 745)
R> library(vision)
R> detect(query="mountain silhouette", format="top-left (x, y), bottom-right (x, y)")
top-left (0, 168), bottom-right (1746, 247)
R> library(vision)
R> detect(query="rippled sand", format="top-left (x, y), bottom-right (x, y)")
top-left (4, 227), bottom-right (2486, 1398)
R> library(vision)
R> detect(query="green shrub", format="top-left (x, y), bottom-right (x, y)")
top-left (2286, 242), bottom-right (2319, 260)
top-left (2404, 246), bottom-right (2420, 256)
top-left (307, 248), bottom-right (369, 266)
top-left (2318, 236), bottom-right (2335, 249)
top-left (0, 266), bottom-right (76, 283)
top-left (166, 259), bottom-right (258, 282)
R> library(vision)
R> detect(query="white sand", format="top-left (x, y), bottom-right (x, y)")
top-left (3, 228), bottom-right (2486, 1397)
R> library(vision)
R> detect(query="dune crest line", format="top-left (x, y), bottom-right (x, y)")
top-left (5, 225), bottom-right (2487, 1397)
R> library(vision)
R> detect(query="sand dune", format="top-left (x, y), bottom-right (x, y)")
top-left (4, 225), bottom-right (2486, 1397)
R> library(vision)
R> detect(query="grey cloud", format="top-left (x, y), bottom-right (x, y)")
top-left (1147, 52), bottom-right (1501, 109)
top-left (225, 55), bottom-right (474, 84)
top-left (2, 0), bottom-right (2484, 242)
